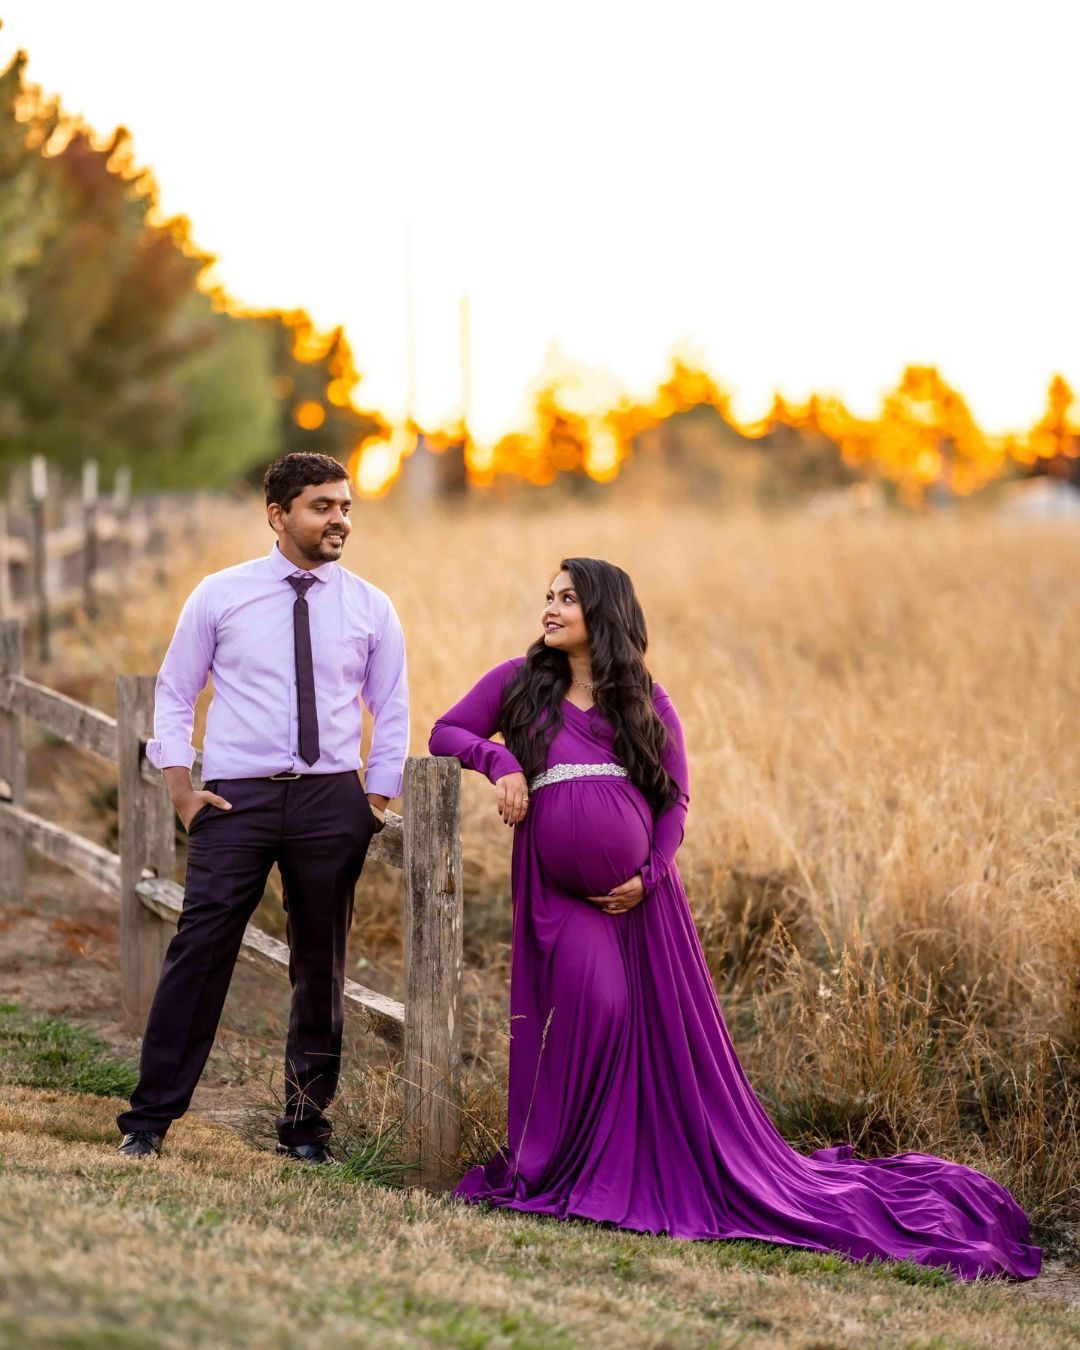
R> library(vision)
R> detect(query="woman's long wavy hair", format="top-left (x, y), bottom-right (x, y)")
top-left (498, 558), bottom-right (677, 815)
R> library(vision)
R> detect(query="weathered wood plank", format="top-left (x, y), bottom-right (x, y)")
top-left (0, 513), bottom-right (129, 567)
top-left (0, 535), bottom-right (29, 566)
top-left (29, 473), bottom-right (49, 663)
top-left (3, 487), bottom-right (188, 637)
top-left (82, 463), bottom-right (99, 620)
top-left (0, 622), bottom-right (28, 902)
top-left (0, 501), bottom-right (15, 618)
top-left (134, 876), bottom-right (405, 1049)
top-left (116, 675), bottom-right (175, 1029)
top-left (0, 673), bottom-right (118, 761)
top-left (402, 755), bottom-right (463, 1188)
top-left (36, 522), bottom-right (87, 559)
top-left (0, 801), bottom-right (121, 896)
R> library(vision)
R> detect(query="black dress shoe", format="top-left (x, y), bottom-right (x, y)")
top-left (276, 1141), bottom-right (335, 1165)
top-left (118, 1130), bottom-right (163, 1158)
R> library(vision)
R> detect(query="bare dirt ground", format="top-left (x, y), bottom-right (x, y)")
top-left (0, 858), bottom-right (289, 1131)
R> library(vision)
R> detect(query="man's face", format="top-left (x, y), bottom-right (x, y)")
top-left (273, 479), bottom-right (352, 564)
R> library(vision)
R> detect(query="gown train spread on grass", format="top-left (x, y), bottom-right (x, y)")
top-left (428, 659), bottom-right (1040, 1281)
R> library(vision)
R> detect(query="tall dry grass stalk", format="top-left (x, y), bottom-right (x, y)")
top-left (36, 491), bottom-right (1080, 1245)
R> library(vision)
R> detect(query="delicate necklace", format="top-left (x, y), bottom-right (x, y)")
top-left (571, 675), bottom-right (596, 691)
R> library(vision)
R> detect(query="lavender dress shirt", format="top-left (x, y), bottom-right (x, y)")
top-left (146, 541), bottom-right (409, 798)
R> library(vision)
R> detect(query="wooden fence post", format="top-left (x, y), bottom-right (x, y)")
top-left (0, 498), bottom-right (13, 621)
top-left (402, 756), bottom-right (463, 1187)
top-left (113, 466), bottom-right (132, 573)
top-left (82, 459), bottom-right (98, 620)
top-left (29, 455), bottom-right (49, 663)
top-left (116, 674), bottom-right (175, 1029)
top-left (0, 620), bottom-right (27, 903)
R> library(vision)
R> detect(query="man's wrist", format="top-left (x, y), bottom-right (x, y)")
top-left (162, 766), bottom-right (195, 803)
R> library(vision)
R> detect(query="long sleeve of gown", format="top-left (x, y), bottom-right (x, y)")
top-left (638, 685), bottom-right (690, 895)
top-left (428, 658), bottom-right (525, 784)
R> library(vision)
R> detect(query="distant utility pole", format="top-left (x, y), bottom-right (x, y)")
top-left (405, 228), bottom-right (417, 431)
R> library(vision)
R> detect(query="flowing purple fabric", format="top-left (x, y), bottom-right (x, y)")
top-left (429, 658), bottom-right (1041, 1281)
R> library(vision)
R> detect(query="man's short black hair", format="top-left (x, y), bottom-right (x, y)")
top-left (264, 452), bottom-right (350, 512)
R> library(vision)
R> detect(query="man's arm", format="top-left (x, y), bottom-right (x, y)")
top-left (359, 598), bottom-right (409, 821)
top-left (146, 582), bottom-right (229, 827)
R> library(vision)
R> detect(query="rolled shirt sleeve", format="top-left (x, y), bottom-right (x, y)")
top-left (360, 597), bottom-right (410, 799)
top-left (145, 580), bottom-right (216, 771)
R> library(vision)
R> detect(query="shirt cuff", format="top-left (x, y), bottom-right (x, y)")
top-left (146, 738), bottom-right (196, 771)
top-left (364, 771), bottom-right (403, 800)
top-left (639, 849), bottom-right (672, 895)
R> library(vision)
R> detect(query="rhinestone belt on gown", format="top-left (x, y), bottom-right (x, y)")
top-left (528, 762), bottom-right (631, 791)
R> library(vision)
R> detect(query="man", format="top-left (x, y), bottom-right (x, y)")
top-left (116, 452), bottom-right (409, 1163)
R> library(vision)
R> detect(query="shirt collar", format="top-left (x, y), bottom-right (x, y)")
top-left (266, 541), bottom-right (335, 583)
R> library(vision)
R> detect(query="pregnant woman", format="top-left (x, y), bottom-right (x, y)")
top-left (428, 557), bottom-right (1039, 1281)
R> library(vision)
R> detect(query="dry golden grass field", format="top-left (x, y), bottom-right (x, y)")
top-left (4, 490), bottom-right (1079, 1346)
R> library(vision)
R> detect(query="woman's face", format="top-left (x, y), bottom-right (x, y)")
top-left (541, 570), bottom-right (589, 655)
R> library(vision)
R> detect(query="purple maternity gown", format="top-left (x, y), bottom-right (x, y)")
top-left (428, 658), bottom-right (1040, 1281)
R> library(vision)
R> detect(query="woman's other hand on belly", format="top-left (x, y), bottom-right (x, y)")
top-left (587, 873), bottom-right (645, 915)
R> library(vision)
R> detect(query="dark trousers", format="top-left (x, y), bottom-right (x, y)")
top-left (117, 771), bottom-right (380, 1146)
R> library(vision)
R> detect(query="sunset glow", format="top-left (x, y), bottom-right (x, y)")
top-left (2, 1), bottom-right (1079, 495)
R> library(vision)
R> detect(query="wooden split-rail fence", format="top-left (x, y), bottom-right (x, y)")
top-left (0, 617), bottom-right (464, 1186)
top-left (1, 455), bottom-right (190, 663)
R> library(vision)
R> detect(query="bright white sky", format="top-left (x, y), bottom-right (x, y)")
top-left (2, 1), bottom-right (1077, 441)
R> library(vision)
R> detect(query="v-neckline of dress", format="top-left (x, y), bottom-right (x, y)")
top-left (562, 697), bottom-right (596, 718)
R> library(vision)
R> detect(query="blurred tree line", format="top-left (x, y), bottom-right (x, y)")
top-left (475, 357), bottom-right (1080, 507)
top-left (0, 47), bottom-right (382, 492)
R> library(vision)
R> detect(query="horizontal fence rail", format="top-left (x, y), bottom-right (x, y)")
top-left (1, 458), bottom-right (204, 663)
top-left (0, 617), bottom-right (463, 1186)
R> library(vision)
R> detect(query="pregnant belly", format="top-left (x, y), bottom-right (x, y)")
top-left (530, 780), bottom-right (653, 897)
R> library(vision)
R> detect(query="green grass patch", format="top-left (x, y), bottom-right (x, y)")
top-left (0, 1003), bottom-right (137, 1098)
top-left (1, 1084), bottom-right (1077, 1349)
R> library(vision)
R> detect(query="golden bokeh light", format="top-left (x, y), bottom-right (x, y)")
top-left (294, 401), bottom-right (326, 430)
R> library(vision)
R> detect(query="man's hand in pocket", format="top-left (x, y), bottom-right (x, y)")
top-left (162, 767), bottom-right (232, 832)
top-left (177, 789), bottom-right (232, 832)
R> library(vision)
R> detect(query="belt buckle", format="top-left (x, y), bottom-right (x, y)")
top-left (269, 771), bottom-right (302, 780)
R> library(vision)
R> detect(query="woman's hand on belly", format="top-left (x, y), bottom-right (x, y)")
top-left (586, 873), bottom-right (645, 915)
top-left (494, 771), bottom-right (530, 827)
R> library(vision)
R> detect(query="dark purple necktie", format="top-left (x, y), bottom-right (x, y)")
top-left (286, 574), bottom-right (320, 766)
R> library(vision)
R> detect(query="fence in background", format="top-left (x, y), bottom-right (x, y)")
top-left (0, 455), bottom-right (184, 662)
top-left (0, 618), bottom-right (463, 1187)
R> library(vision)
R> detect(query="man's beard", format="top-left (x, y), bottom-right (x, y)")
top-left (296, 531), bottom-right (344, 563)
